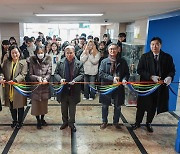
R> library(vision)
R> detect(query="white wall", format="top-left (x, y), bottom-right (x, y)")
top-left (134, 18), bottom-right (148, 44)
top-left (0, 23), bottom-right (20, 45)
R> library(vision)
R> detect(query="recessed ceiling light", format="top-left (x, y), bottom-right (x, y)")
top-left (35, 13), bottom-right (103, 17)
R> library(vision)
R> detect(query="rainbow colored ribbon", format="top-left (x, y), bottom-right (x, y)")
top-left (4, 81), bottom-right (177, 97)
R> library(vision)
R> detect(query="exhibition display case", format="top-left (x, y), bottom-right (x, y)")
top-left (121, 42), bottom-right (145, 106)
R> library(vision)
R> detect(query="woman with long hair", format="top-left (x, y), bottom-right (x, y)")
top-left (2, 45), bottom-right (27, 129)
top-left (80, 40), bottom-right (100, 100)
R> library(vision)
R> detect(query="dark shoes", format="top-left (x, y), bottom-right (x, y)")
top-left (60, 123), bottom-right (76, 132)
top-left (16, 122), bottom-right (23, 129)
top-left (60, 123), bottom-right (68, 130)
top-left (146, 123), bottom-right (153, 133)
top-left (41, 120), bottom-right (48, 126)
top-left (11, 121), bottom-right (17, 128)
top-left (37, 120), bottom-right (42, 129)
top-left (132, 123), bottom-right (141, 130)
top-left (11, 121), bottom-right (23, 129)
top-left (37, 119), bottom-right (47, 129)
top-left (69, 124), bottom-right (76, 132)
top-left (132, 123), bottom-right (153, 132)
top-left (113, 123), bottom-right (121, 129)
top-left (100, 123), bottom-right (107, 129)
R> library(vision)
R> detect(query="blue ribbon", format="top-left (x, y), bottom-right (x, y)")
top-left (101, 86), bottom-right (118, 95)
top-left (14, 86), bottom-right (31, 97)
top-left (89, 84), bottom-right (118, 95)
top-left (127, 84), bottom-right (160, 96)
top-left (55, 85), bottom-right (64, 94)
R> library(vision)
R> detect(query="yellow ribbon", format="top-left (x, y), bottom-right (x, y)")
top-left (9, 61), bottom-right (18, 102)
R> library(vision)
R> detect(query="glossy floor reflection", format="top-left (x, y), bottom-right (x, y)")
top-left (0, 95), bottom-right (179, 154)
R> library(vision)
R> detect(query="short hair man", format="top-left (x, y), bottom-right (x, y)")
top-left (99, 43), bottom-right (129, 129)
top-left (133, 37), bottom-right (176, 132)
top-left (54, 45), bottom-right (84, 132)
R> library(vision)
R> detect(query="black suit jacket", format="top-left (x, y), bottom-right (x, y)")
top-left (137, 50), bottom-right (175, 114)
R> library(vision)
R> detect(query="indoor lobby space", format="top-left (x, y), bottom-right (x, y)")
top-left (0, 0), bottom-right (180, 154)
top-left (0, 93), bottom-right (179, 154)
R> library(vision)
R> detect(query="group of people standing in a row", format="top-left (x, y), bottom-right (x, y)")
top-left (0, 35), bottom-right (175, 133)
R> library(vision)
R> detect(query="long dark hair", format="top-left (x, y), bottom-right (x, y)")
top-left (1, 40), bottom-right (10, 63)
top-left (49, 42), bottom-right (59, 55)
top-left (8, 45), bottom-right (22, 61)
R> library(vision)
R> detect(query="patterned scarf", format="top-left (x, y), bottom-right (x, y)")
top-left (108, 55), bottom-right (116, 75)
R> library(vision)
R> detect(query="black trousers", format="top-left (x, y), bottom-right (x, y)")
top-left (10, 102), bottom-right (24, 123)
top-left (135, 92), bottom-right (158, 124)
top-left (61, 96), bottom-right (77, 125)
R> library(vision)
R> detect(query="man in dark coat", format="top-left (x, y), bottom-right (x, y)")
top-left (54, 45), bottom-right (84, 132)
top-left (133, 37), bottom-right (175, 132)
top-left (99, 43), bottom-right (130, 129)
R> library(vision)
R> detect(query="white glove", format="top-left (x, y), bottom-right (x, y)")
top-left (69, 80), bottom-right (75, 85)
top-left (113, 77), bottom-right (119, 84)
top-left (0, 75), bottom-right (4, 81)
top-left (164, 76), bottom-right (172, 86)
top-left (60, 79), bottom-right (66, 84)
top-left (122, 79), bottom-right (127, 86)
top-left (151, 75), bottom-right (160, 83)
top-left (37, 77), bottom-right (42, 82)
top-left (42, 78), bottom-right (48, 83)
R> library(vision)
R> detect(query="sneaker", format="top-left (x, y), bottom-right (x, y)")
top-left (83, 97), bottom-right (88, 100)
top-left (89, 98), bottom-right (93, 101)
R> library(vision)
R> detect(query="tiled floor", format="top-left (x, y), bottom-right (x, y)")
top-left (0, 94), bottom-right (179, 154)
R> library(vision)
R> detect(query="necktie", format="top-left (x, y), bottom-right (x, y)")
top-left (154, 55), bottom-right (158, 61)
top-left (154, 55), bottom-right (159, 75)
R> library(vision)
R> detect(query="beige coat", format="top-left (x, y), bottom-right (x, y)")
top-left (2, 59), bottom-right (27, 109)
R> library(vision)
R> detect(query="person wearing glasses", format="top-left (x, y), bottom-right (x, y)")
top-left (99, 43), bottom-right (129, 130)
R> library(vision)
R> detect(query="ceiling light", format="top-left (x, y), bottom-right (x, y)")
top-left (35, 13), bottom-right (103, 17)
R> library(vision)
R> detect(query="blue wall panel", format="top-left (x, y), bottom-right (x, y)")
top-left (146, 14), bottom-right (180, 111)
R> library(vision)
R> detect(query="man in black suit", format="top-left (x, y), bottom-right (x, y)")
top-left (133, 37), bottom-right (176, 132)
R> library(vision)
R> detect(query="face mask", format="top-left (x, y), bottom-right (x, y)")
top-left (37, 53), bottom-right (44, 60)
